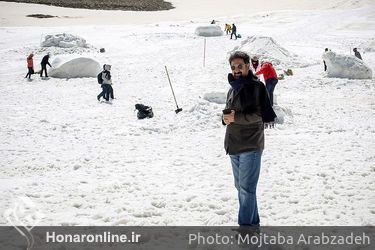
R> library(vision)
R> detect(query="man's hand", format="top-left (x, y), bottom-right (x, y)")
top-left (264, 122), bottom-right (275, 129)
top-left (223, 110), bottom-right (235, 125)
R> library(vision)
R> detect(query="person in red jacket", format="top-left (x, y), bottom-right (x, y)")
top-left (256, 62), bottom-right (278, 106)
top-left (25, 53), bottom-right (34, 79)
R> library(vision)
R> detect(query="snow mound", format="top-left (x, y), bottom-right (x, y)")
top-left (203, 92), bottom-right (226, 104)
top-left (322, 51), bottom-right (372, 79)
top-left (49, 57), bottom-right (101, 79)
top-left (230, 36), bottom-right (304, 68)
top-left (41, 33), bottom-right (89, 48)
top-left (195, 25), bottom-right (223, 37)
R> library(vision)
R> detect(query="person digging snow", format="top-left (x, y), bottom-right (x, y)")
top-left (40, 53), bottom-right (52, 77)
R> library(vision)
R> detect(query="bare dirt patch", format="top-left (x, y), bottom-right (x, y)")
top-left (2, 0), bottom-right (174, 11)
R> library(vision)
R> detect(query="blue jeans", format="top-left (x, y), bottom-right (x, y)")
top-left (266, 78), bottom-right (278, 106)
top-left (230, 150), bottom-right (263, 226)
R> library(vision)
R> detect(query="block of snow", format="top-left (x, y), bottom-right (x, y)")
top-left (231, 36), bottom-right (304, 68)
top-left (49, 57), bottom-right (101, 78)
top-left (195, 25), bottom-right (223, 37)
top-left (322, 51), bottom-right (372, 79)
top-left (41, 33), bottom-right (89, 48)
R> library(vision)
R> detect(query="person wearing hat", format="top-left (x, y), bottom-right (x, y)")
top-left (353, 48), bottom-right (362, 60)
top-left (250, 56), bottom-right (261, 73)
top-left (256, 62), bottom-right (278, 106)
top-left (25, 53), bottom-right (34, 79)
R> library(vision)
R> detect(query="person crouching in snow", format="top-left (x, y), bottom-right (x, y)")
top-left (256, 62), bottom-right (278, 106)
top-left (25, 53), bottom-right (34, 79)
top-left (97, 64), bottom-right (114, 102)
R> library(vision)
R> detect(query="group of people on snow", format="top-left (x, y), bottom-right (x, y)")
top-left (25, 53), bottom-right (52, 79)
top-left (224, 23), bottom-right (238, 39)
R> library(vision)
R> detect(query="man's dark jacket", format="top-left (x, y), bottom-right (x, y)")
top-left (41, 55), bottom-right (51, 67)
top-left (223, 70), bottom-right (276, 155)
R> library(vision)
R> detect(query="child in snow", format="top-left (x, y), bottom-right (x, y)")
top-left (97, 64), bottom-right (114, 101)
top-left (250, 56), bottom-right (261, 73)
top-left (25, 53), bottom-right (34, 79)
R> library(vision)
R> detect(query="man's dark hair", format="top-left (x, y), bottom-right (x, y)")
top-left (229, 51), bottom-right (250, 65)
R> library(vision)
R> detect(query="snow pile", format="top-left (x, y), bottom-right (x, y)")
top-left (322, 51), bottom-right (372, 79)
top-left (49, 57), bottom-right (101, 78)
top-left (231, 36), bottom-right (304, 68)
top-left (195, 25), bottom-right (223, 37)
top-left (41, 33), bottom-right (89, 48)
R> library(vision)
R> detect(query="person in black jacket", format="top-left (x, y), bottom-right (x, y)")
top-left (353, 48), bottom-right (362, 60)
top-left (40, 53), bottom-right (52, 77)
top-left (222, 51), bottom-right (276, 227)
top-left (230, 23), bottom-right (237, 40)
top-left (323, 48), bottom-right (328, 71)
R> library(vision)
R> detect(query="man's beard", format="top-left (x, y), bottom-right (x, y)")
top-left (233, 72), bottom-right (243, 79)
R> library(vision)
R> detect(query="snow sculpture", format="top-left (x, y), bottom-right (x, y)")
top-left (231, 36), bottom-right (301, 68)
top-left (195, 25), bottom-right (223, 37)
top-left (49, 57), bottom-right (101, 78)
top-left (322, 51), bottom-right (372, 79)
top-left (41, 33), bottom-right (88, 48)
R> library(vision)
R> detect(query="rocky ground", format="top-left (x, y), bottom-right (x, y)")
top-left (1, 0), bottom-right (174, 11)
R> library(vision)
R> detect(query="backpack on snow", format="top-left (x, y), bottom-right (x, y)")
top-left (135, 104), bottom-right (154, 119)
top-left (97, 72), bottom-right (103, 84)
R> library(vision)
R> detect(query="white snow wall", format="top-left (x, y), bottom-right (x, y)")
top-left (322, 51), bottom-right (372, 79)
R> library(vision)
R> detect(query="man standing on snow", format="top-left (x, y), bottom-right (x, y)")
top-left (353, 48), bottom-right (362, 60)
top-left (256, 62), bottom-right (278, 106)
top-left (40, 53), bottom-right (52, 77)
top-left (223, 51), bottom-right (276, 227)
top-left (231, 23), bottom-right (237, 40)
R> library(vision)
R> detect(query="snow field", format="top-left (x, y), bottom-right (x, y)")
top-left (1, 5), bottom-right (375, 226)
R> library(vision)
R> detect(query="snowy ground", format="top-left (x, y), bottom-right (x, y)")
top-left (0, 1), bottom-right (375, 226)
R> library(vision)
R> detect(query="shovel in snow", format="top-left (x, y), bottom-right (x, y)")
top-left (165, 66), bottom-right (182, 114)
